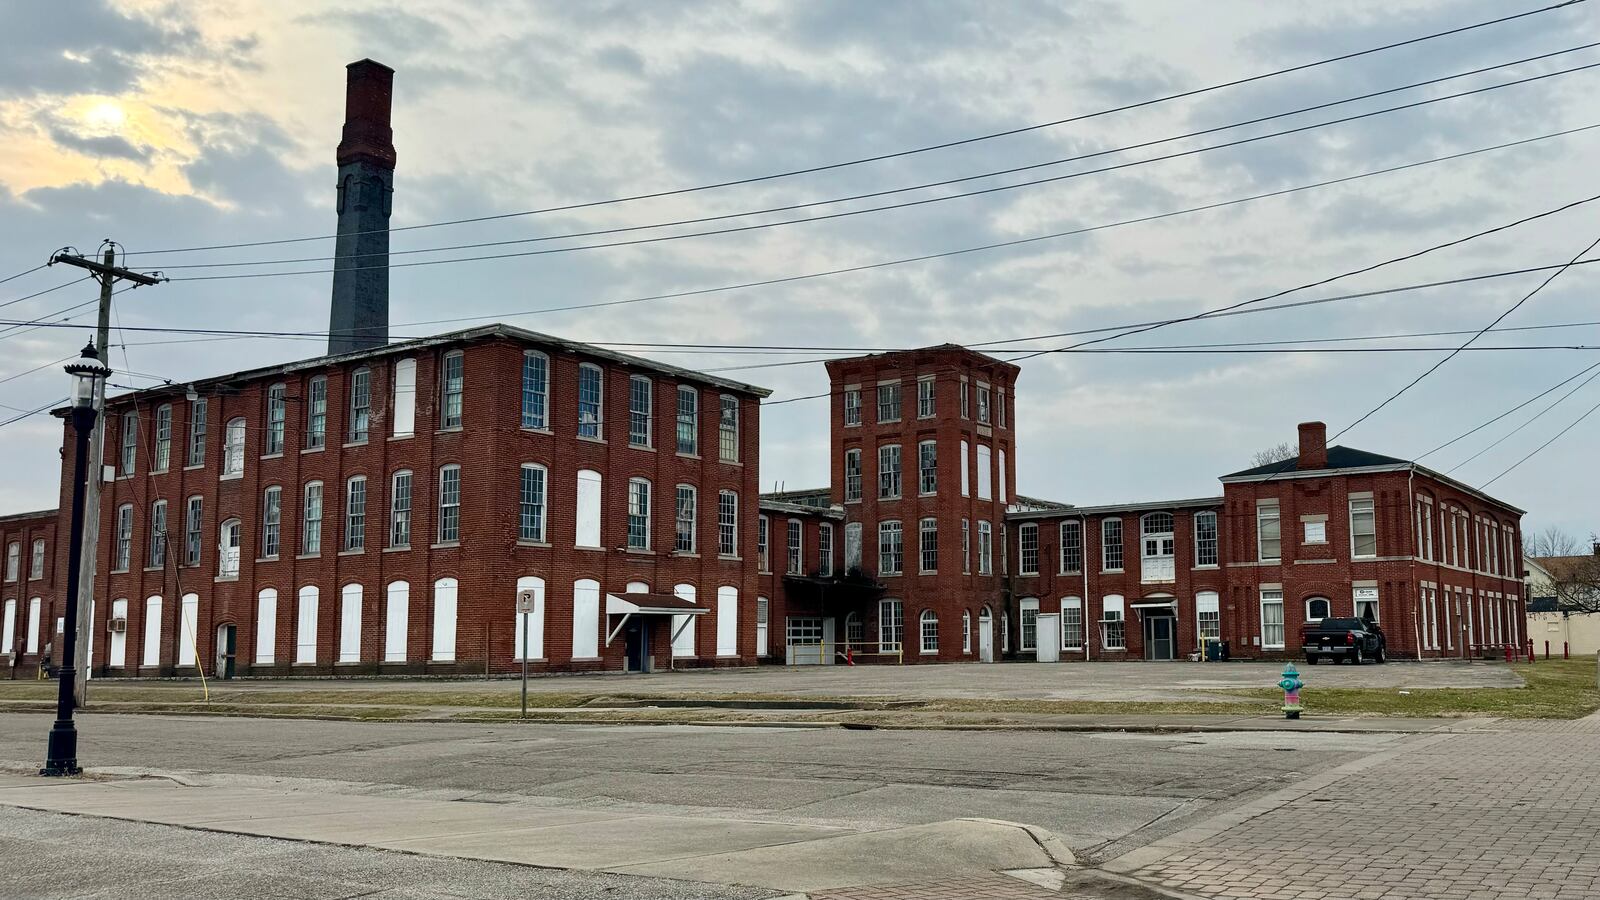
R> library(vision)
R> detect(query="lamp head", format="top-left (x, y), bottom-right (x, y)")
top-left (64, 340), bottom-right (111, 409)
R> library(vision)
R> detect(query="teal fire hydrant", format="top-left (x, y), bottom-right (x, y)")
top-left (1279, 663), bottom-right (1304, 720)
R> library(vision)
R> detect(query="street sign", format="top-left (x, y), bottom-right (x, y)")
top-left (516, 589), bottom-right (535, 614)
top-left (516, 589), bottom-right (536, 719)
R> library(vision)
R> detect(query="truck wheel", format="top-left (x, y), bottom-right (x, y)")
top-left (1306, 654), bottom-right (1319, 666)
top-left (1353, 647), bottom-right (1365, 666)
top-left (1375, 645), bottom-right (1386, 664)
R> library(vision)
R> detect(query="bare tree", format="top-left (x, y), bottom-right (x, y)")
top-left (1526, 525), bottom-right (1585, 559)
top-left (1549, 552), bottom-right (1600, 614)
top-left (1250, 443), bottom-right (1296, 468)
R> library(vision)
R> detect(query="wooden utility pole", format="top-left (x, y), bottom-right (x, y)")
top-left (48, 245), bottom-right (162, 705)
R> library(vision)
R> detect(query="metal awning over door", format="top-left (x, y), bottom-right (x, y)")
top-left (604, 593), bottom-right (706, 647)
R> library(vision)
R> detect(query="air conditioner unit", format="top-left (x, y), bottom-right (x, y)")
top-left (107, 618), bottom-right (128, 633)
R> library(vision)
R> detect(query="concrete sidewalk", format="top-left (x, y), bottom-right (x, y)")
top-left (0, 773), bottom-right (1072, 895)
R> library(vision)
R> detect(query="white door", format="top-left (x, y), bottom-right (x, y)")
top-left (339, 584), bottom-right (361, 663)
top-left (108, 599), bottom-right (128, 667)
top-left (1035, 613), bottom-right (1061, 663)
top-left (821, 617), bottom-right (836, 666)
top-left (978, 610), bottom-right (994, 663)
top-left (384, 581), bottom-right (408, 662)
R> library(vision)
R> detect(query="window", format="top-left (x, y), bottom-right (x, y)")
top-left (719, 395), bottom-right (739, 462)
top-left (222, 418), bottom-right (246, 477)
top-left (261, 486), bottom-right (282, 558)
top-left (1414, 497), bottom-right (1434, 560)
top-left (998, 449), bottom-right (1007, 503)
top-left (962, 518), bottom-right (971, 573)
top-left (440, 351), bottom-right (464, 429)
top-left (348, 367), bottom-right (371, 442)
top-left (187, 397), bottom-right (207, 467)
top-left (1257, 501), bottom-right (1281, 562)
top-left (518, 464), bottom-right (547, 542)
top-left (879, 520), bottom-right (903, 575)
top-left (877, 382), bottom-right (901, 422)
top-left (918, 440), bottom-right (937, 495)
top-left (1019, 523), bottom-right (1038, 575)
top-left (1141, 512), bottom-right (1176, 583)
top-left (1304, 519), bottom-right (1327, 544)
top-left (1194, 511), bottom-right (1218, 566)
top-left (675, 485), bottom-right (696, 553)
top-left (963, 610), bottom-right (972, 653)
top-left (844, 448), bottom-right (863, 502)
top-left (960, 440), bottom-right (970, 497)
top-left (1197, 591), bottom-right (1220, 644)
top-left (845, 522), bottom-right (863, 571)
top-left (1102, 518), bottom-right (1124, 571)
top-left (25, 539), bottom-right (44, 580)
top-left (976, 444), bottom-right (992, 500)
top-left (1350, 497), bottom-right (1376, 558)
top-left (1261, 590), bottom-right (1285, 649)
top-left (521, 351), bottom-right (549, 429)
top-left (920, 610), bottom-right (939, 654)
top-left (628, 375), bottom-right (653, 447)
top-left (120, 409), bottom-right (137, 475)
top-left (757, 514), bottom-right (769, 570)
top-left (153, 404), bottom-right (171, 471)
top-left (219, 518), bottom-right (241, 578)
top-left (627, 478), bottom-right (651, 550)
top-left (184, 496), bottom-right (203, 566)
top-left (718, 490), bottom-right (738, 557)
top-left (1354, 586), bottom-right (1379, 623)
top-left (305, 376), bottom-right (327, 449)
top-left (578, 364), bottom-right (603, 439)
top-left (389, 470), bottom-right (412, 548)
top-left (1062, 597), bottom-right (1084, 650)
top-left (1306, 596), bottom-right (1330, 622)
top-left (389, 357), bottom-right (416, 437)
top-left (960, 380), bottom-right (969, 418)
top-left (1101, 595), bottom-right (1125, 650)
top-left (576, 470), bottom-right (602, 547)
top-left (264, 383), bottom-right (286, 454)
top-left (843, 389), bottom-right (861, 426)
top-left (1060, 520), bottom-right (1082, 573)
top-left (4, 542), bottom-right (16, 581)
top-left (977, 384), bottom-right (991, 424)
top-left (878, 444), bottom-right (902, 499)
top-left (919, 517), bottom-right (938, 573)
top-left (675, 386), bottom-right (698, 454)
top-left (146, 502), bottom-right (165, 569)
top-left (294, 481), bottom-right (323, 556)
top-left (437, 464), bottom-right (461, 544)
top-left (113, 503), bottom-right (133, 571)
top-left (818, 523), bottom-right (834, 576)
top-left (917, 376), bottom-right (935, 418)
top-left (1020, 597), bottom-right (1039, 652)
top-left (879, 598), bottom-right (903, 651)
top-left (977, 520), bottom-right (992, 575)
top-left (344, 476), bottom-right (367, 551)
top-left (997, 389), bottom-right (1006, 428)
top-left (787, 519), bottom-right (803, 574)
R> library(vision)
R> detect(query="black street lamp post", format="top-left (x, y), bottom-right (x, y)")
top-left (42, 341), bottom-right (110, 777)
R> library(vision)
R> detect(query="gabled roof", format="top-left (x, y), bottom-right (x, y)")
top-left (1007, 495), bottom-right (1222, 521)
top-left (0, 508), bottom-right (57, 526)
top-left (1223, 445), bottom-right (1409, 478)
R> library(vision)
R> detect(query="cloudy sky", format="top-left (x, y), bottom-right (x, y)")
top-left (1, 0), bottom-right (1597, 537)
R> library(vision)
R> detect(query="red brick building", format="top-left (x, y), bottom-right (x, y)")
top-left (32, 324), bottom-right (769, 678)
top-left (2, 508), bottom-right (59, 675)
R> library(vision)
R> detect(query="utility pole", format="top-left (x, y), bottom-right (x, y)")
top-left (48, 244), bottom-right (163, 706)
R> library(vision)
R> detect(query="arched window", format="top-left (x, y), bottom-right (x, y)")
top-left (844, 611), bottom-right (864, 647)
top-left (254, 588), bottom-right (277, 664)
top-left (1306, 596), bottom-right (1331, 622)
top-left (222, 417), bottom-right (246, 476)
top-left (577, 363), bottom-right (603, 438)
top-left (439, 350), bottom-right (464, 429)
top-left (295, 585), bottom-right (319, 664)
top-left (264, 383), bottom-right (286, 455)
top-left (153, 403), bottom-right (172, 471)
top-left (627, 477), bottom-right (651, 550)
top-left (572, 578), bottom-right (600, 658)
top-left (391, 358), bottom-right (417, 437)
top-left (519, 464), bottom-right (547, 543)
top-left (261, 486), bottom-right (282, 558)
top-left (671, 583), bottom-right (696, 658)
top-left (962, 610), bottom-right (972, 653)
top-left (384, 581), bottom-right (409, 662)
top-left (389, 470), bottom-right (413, 548)
top-left (717, 586), bottom-right (739, 656)
top-left (348, 367), bottom-right (372, 442)
top-left (756, 596), bottom-right (769, 657)
top-left (437, 464), bottom-right (461, 544)
top-left (141, 595), bottom-right (162, 667)
top-left (4, 541), bottom-right (18, 581)
top-left (920, 610), bottom-right (939, 655)
top-left (575, 469), bottom-right (602, 547)
top-left (1140, 512), bottom-right (1175, 582)
top-left (218, 518), bottom-right (241, 578)
top-left (305, 375), bottom-right (327, 449)
top-left (339, 584), bottom-right (362, 663)
top-left (521, 351), bottom-right (549, 429)
top-left (431, 577), bottom-right (458, 662)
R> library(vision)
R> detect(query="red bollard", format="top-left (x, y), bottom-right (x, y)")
top-left (1565, 642), bottom-right (1570, 660)
top-left (1505, 646), bottom-right (1513, 663)
top-left (1527, 639), bottom-right (1535, 663)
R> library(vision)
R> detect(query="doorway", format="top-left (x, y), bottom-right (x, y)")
top-left (216, 624), bottom-right (236, 679)
top-left (624, 619), bottom-right (653, 673)
top-left (1143, 614), bottom-right (1176, 661)
top-left (978, 607), bottom-right (994, 662)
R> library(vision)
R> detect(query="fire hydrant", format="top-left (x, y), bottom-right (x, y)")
top-left (1278, 663), bottom-right (1304, 720)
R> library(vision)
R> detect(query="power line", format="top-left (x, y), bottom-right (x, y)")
top-left (0, 396), bottom-right (67, 429)
top-left (1448, 364), bottom-right (1600, 472)
top-left (0, 276), bottom-right (91, 311)
top-left (155, 61), bottom-right (1600, 283)
top-left (1329, 228), bottom-right (1600, 441)
top-left (1480, 387), bottom-right (1600, 487)
top-left (139, 43), bottom-right (1600, 273)
top-left (126, 0), bottom-right (1588, 257)
top-left (1414, 360), bottom-right (1600, 460)
top-left (0, 264), bottom-right (47, 288)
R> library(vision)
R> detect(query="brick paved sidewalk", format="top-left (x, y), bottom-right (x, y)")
top-left (1111, 725), bottom-right (1600, 899)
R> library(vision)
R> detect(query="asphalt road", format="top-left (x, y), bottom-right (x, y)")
top-left (0, 712), bottom-right (1399, 854)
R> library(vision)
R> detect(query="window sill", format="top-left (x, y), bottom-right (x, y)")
top-left (1101, 569), bottom-right (1124, 575)
top-left (516, 540), bottom-right (552, 548)
top-left (383, 546), bottom-right (411, 553)
top-left (338, 549), bottom-right (364, 557)
top-left (881, 572), bottom-right (902, 578)
top-left (110, 568), bottom-right (129, 575)
top-left (718, 555), bottom-right (742, 562)
top-left (624, 548), bottom-right (654, 556)
top-left (255, 557), bottom-right (279, 564)
top-left (671, 551), bottom-right (700, 559)
top-left (576, 545), bottom-right (605, 552)
top-left (1059, 570), bottom-right (1082, 577)
top-left (151, 468), bottom-right (169, 476)
top-left (142, 566), bottom-right (163, 573)
top-left (878, 419), bottom-right (901, 425)
top-left (1258, 559), bottom-right (1282, 565)
top-left (919, 570), bottom-right (937, 576)
top-left (569, 656), bottom-right (602, 662)
top-left (520, 426), bottom-right (552, 435)
top-left (1192, 564), bottom-right (1219, 570)
top-left (1016, 572), bottom-right (1038, 579)
top-left (301, 446), bottom-right (325, 455)
top-left (184, 464), bottom-right (205, 471)
top-left (845, 498), bottom-right (861, 505)
top-left (261, 453), bottom-right (284, 461)
top-left (577, 435), bottom-right (607, 445)
top-left (512, 658), bottom-right (548, 664)
top-left (720, 458), bottom-right (742, 467)
top-left (844, 422), bottom-right (861, 428)
top-left (296, 553), bottom-right (321, 560)
top-left (435, 427), bottom-right (463, 435)
top-left (343, 440), bottom-right (369, 449)
top-left (676, 451), bottom-right (701, 460)
top-left (388, 434), bottom-right (414, 442)
top-left (214, 576), bottom-right (238, 583)
top-left (879, 496), bottom-right (901, 502)
top-left (219, 473), bottom-right (242, 482)
top-left (430, 542), bottom-right (461, 550)
top-left (628, 443), bottom-right (655, 452)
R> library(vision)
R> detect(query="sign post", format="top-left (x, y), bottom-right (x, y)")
top-left (516, 589), bottom-right (535, 719)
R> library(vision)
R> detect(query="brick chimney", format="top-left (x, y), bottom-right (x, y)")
top-left (328, 59), bottom-right (395, 355)
top-left (1297, 421), bottom-right (1328, 470)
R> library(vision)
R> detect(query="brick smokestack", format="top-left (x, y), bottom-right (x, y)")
top-left (1297, 421), bottom-right (1328, 470)
top-left (328, 58), bottom-right (395, 355)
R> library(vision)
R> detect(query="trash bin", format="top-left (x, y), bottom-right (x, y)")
top-left (1206, 640), bottom-right (1230, 662)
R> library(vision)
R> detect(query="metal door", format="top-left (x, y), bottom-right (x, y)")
top-left (217, 624), bottom-right (236, 679)
top-left (1144, 615), bottom-right (1176, 660)
top-left (978, 609), bottom-right (994, 662)
top-left (1034, 613), bottom-right (1061, 663)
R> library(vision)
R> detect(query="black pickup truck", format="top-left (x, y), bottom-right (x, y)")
top-left (1302, 617), bottom-right (1386, 665)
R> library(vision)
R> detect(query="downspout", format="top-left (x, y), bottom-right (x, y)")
top-left (1081, 515), bottom-right (1090, 661)
top-left (1409, 467), bottom-right (1421, 662)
